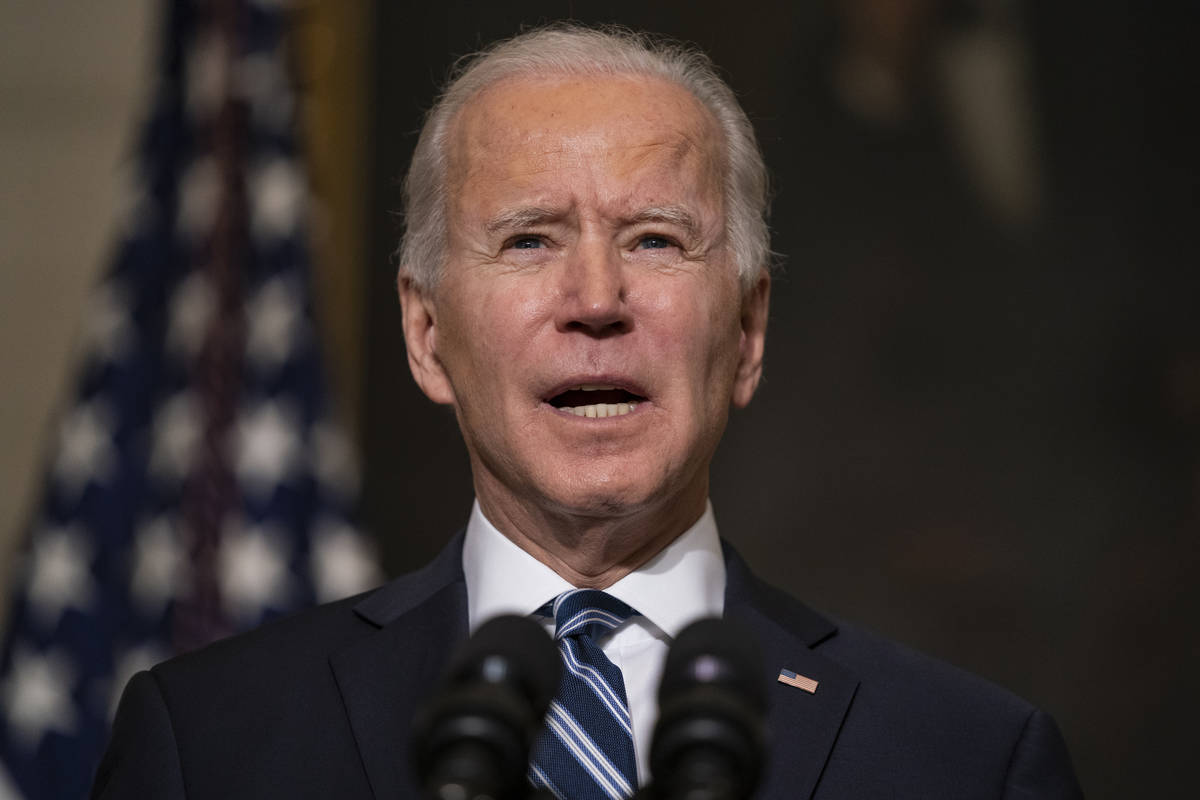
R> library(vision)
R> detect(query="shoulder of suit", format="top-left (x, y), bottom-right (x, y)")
top-left (725, 542), bottom-right (1038, 722)
top-left (819, 613), bottom-right (1038, 721)
top-left (151, 532), bottom-right (466, 683)
top-left (151, 589), bottom-right (375, 685)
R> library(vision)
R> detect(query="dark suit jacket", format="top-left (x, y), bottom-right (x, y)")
top-left (93, 534), bottom-right (1083, 799)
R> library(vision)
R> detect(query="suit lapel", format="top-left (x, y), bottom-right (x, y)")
top-left (723, 543), bottom-right (859, 800)
top-left (330, 535), bottom-right (469, 800)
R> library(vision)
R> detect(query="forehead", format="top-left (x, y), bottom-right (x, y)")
top-left (445, 73), bottom-right (724, 209)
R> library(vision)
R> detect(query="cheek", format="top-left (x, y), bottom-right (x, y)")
top-left (638, 279), bottom-right (741, 368)
top-left (438, 281), bottom-right (547, 386)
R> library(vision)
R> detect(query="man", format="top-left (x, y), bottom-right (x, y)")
top-left (93, 24), bottom-right (1082, 799)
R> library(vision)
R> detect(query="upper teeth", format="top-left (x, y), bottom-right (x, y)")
top-left (575, 384), bottom-right (615, 391)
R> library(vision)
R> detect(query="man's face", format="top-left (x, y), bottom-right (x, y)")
top-left (402, 74), bottom-right (768, 525)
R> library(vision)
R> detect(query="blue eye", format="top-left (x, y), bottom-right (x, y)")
top-left (638, 236), bottom-right (673, 249)
top-left (511, 237), bottom-right (543, 249)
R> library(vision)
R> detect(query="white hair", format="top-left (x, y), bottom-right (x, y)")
top-left (397, 23), bottom-right (771, 293)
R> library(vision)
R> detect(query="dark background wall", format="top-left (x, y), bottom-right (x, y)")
top-left (362, 2), bottom-right (1199, 796)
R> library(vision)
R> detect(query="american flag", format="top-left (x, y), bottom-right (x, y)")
top-left (777, 668), bottom-right (819, 694)
top-left (0, 1), bottom-right (381, 796)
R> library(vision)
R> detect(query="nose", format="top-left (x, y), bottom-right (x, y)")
top-left (554, 238), bottom-right (631, 336)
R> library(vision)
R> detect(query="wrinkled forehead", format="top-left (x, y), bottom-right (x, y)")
top-left (444, 73), bottom-right (726, 204)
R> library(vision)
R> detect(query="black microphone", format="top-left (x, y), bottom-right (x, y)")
top-left (412, 614), bottom-right (561, 800)
top-left (647, 618), bottom-right (766, 800)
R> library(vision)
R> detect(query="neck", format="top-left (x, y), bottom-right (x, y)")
top-left (474, 481), bottom-right (708, 590)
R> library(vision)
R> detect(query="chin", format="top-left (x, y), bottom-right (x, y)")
top-left (534, 462), bottom-right (675, 520)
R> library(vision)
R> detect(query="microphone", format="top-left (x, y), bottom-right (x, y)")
top-left (411, 614), bottom-right (561, 800)
top-left (647, 618), bottom-right (767, 800)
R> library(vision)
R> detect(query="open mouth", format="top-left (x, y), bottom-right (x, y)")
top-left (547, 384), bottom-right (647, 418)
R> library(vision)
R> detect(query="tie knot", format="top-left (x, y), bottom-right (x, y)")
top-left (547, 589), bottom-right (635, 641)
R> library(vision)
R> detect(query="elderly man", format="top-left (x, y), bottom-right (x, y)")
top-left (94, 25), bottom-right (1082, 800)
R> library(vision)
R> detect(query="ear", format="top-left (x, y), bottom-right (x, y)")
top-left (398, 275), bottom-right (456, 405)
top-left (731, 270), bottom-right (770, 409)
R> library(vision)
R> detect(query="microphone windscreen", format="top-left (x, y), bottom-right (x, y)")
top-left (412, 614), bottom-right (560, 800)
top-left (447, 614), bottom-right (560, 714)
top-left (658, 617), bottom-right (765, 712)
top-left (650, 618), bottom-right (767, 800)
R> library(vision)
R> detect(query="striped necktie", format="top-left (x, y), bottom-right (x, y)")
top-left (529, 589), bottom-right (639, 800)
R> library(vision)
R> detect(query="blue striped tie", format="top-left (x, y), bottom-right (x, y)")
top-left (529, 589), bottom-right (638, 800)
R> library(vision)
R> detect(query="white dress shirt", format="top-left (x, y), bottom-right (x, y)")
top-left (461, 499), bottom-right (726, 783)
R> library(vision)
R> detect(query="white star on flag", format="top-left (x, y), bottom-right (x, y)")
top-left (311, 421), bottom-right (361, 498)
top-left (0, 646), bottom-right (79, 751)
top-left (177, 156), bottom-right (221, 238)
top-left (25, 526), bottom-right (98, 631)
top-left (130, 516), bottom-right (184, 619)
top-left (218, 522), bottom-right (294, 622)
top-left (113, 158), bottom-right (157, 237)
top-left (245, 277), bottom-right (307, 370)
top-left (52, 400), bottom-right (118, 499)
top-left (166, 272), bottom-right (216, 358)
top-left (0, 762), bottom-right (22, 796)
top-left (310, 518), bottom-right (382, 603)
top-left (148, 391), bottom-right (202, 483)
top-left (249, 157), bottom-right (304, 243)
top-left (81, 280), bottom-right (134, 364)
top-left (233, 400), bottom-right (303, 498)
top-left (185, 31), bottom-right (229, 121)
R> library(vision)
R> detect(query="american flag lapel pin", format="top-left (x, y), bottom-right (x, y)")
top-left (777, 668), bottom-right (819, 694)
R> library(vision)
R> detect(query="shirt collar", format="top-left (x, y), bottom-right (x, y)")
top-left (462, 499), bottom-right (725, 638)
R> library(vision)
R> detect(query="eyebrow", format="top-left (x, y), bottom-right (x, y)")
top-left (626, 205), bottom-right (702, 239)
top-left (483, 207), bottom-right (563, 236)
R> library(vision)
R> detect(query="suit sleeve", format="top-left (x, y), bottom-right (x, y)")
top-left (90, 670), bottom-right (187, 800)
top-left (1002, 709), bottom-right (1084, 800)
